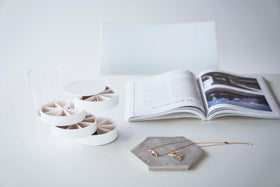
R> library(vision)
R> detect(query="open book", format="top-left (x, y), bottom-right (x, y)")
top-left (126, 70), bottom-right (280, 121)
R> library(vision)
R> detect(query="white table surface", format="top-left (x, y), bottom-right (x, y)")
top-left (1, 73), bottom-right (280, 187)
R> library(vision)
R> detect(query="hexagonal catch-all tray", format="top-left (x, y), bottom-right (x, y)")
top-left (131, 137), bottom-right (204, 171)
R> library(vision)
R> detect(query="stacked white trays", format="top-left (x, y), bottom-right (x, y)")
top-left (39, 80), bottom-right (119, 145)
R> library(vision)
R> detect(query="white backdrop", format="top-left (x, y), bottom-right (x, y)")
top-left (100, 22), bottom-right (218, 74)
top-left (1, 0), bottom-right (280, 86)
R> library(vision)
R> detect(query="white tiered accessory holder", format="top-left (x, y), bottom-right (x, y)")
top-left (64, 80), bottom-right (119, 145)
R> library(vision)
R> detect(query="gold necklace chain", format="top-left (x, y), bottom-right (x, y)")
top-left (148, 140), bottom-right (252, 161)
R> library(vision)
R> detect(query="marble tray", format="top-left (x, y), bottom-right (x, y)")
top-left (131, 136), bottom-right (204, 171)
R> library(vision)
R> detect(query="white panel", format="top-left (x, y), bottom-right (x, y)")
top-left (100, 22), bottom-right (218, 75)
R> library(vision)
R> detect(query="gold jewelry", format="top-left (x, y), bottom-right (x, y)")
top-left (148, 140), bottom-right (252, 161)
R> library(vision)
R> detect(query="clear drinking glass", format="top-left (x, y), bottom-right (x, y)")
top-left (28, 69), bottom-right (62, 115)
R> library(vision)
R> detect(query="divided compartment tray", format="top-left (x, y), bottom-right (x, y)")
top-left (77, 117), bottom-right (118, 146)
top-left (74, 86), bottom-right (119, 113)
top-left (52, 113), bottom-right (97, 139)
top-left (40, 101), bottom-right (85, 126)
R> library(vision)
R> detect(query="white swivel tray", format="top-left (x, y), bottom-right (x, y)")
top-left (77, 117), bottom-right (118, 145)
top-left (64, 80), bottom-right (119, 114)
top-left (40, 101), bottom-right (85, 126)
top-left (52, 113), bottom-right (97, 139)
top-left (63, 80), bottom-right (119, 145)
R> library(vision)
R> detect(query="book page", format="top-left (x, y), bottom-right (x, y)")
top-left (197, 70), bottom-right (280, 118)
top-left (131, 70), bottom-right (205, 117)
